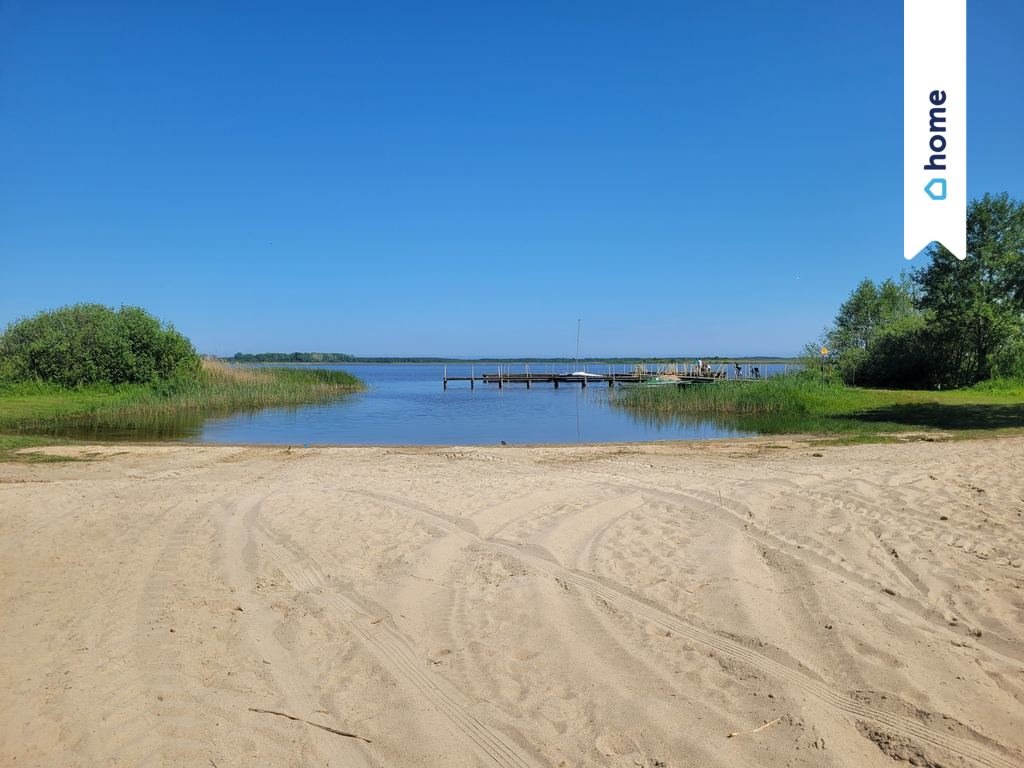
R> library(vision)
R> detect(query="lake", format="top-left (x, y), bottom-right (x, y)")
top-left (183, 363), bottom-right (785, 445)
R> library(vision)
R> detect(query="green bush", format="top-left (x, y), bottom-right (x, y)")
top-left (857, 315), bottom-right (933, 388)
top-left (0, 304), bottom-right (201, 387)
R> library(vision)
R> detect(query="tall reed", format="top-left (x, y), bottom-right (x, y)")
top-left (1, 359), bottom-right (365, 434)
top-left (616, 378), bottom-right (840, 416)
top-left (614, 375), bottom-right (1024, 435)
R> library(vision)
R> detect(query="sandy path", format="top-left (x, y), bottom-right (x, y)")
top-left (1, 438), bottom-right (1022, 767)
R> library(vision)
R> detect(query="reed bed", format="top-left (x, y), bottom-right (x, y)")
top-left (614, 376), bottom-right (1024, 435)
top-left (616, 377), bottom-right (862, 416)
top-left (153, 359), bottom-right (365, 413)
top-left (0, 359), bottom-right (365, 435)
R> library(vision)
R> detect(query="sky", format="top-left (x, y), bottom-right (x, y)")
top-left (1, 1), bottom-right (1022, 358)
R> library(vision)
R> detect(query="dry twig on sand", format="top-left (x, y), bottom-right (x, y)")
top-left (727, 716), bottom-right (783, 738)
top-left (248, 707), bottom-right (373, 743)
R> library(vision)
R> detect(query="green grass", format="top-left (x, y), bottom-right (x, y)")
top-left (0, 434), bottom-right (82, 463)
top-left (0, 360), bottom-right (365, 442)
top-left (615, 376), bottom-right (1024, 436)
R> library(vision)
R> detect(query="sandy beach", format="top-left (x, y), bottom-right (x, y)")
top-left (1, 437), bottom-right (1022, 768)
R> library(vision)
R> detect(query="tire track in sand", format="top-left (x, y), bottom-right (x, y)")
top-left (540, 461), bottom-right (1024, 664)
top-left (97, 495), bottom-right (296, 767)
top-left (352, 489), bottom-right (1023, 768)
top-left (217, 494), bottom-right (371, 767)
top-left (652, 485), bottom-right (1024, 664)
top-left (240, 496), bottom-right (543, 768)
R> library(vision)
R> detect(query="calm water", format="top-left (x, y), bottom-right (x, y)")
top-left (183, 363), bottom-right (778, 445)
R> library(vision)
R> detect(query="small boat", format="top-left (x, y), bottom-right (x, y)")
top-left (619, 376), bottom-right (686, 389)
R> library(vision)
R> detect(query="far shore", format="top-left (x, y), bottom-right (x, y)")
top-left (224, 357), bottom-right (804, 364)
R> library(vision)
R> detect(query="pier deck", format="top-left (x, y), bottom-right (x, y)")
top-left (442, 366), bottom-right (733, 389)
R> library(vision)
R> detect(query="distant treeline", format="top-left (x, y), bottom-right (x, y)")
top-left (230, 352), bottom-right (357, 363)
top-left (228, 353), bottom-right (800, 364)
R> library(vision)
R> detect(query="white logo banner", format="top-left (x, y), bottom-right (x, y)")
top-left (904, 0), bottom-right (966, 260)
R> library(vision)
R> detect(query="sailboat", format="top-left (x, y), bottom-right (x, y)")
top-left (568, 318), bottom-right (601, 378)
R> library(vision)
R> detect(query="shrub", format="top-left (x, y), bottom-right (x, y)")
top-left (857, 315), bottom-right (932, 388)
top-left (0, 304), bottom-right (201, 387)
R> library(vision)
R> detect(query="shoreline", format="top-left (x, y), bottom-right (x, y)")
top-left (4, 425), bottom-right (1016, 456)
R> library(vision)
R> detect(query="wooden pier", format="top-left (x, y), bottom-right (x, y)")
top-left (445, 372), bottom-right (645, 389)
top-left (442, 363), bottom-right (736, 390)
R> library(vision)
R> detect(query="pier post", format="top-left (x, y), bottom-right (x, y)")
top-left (554, 379), bottom-right (559, 389)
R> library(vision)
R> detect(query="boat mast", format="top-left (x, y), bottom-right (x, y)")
top-left (575, 318), bottom-right (581, 372)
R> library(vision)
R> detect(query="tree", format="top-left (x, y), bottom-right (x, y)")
top-left (823, 276), bottom-right (919, 385)
top-left (827, 277), bottom-right (917, 353)
top-left (914, 193), bottom-right (1024, 386)
top-left (814, 193), bottom-right (1024, 389)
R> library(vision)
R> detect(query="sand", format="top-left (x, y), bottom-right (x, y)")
top-left (1, 437), bottom-right (1023, 767)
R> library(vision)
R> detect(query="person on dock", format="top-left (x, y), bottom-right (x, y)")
top-left (734, 363), bottom-right (742, 378)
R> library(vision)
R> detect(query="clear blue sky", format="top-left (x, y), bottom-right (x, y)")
top-left (1, 1), bottom-right (1021, 357)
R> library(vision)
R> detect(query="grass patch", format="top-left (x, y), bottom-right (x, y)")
top-left (614, 376), bottom-right (1024, 437)
top-left (0, 359), bottom-right (365, 440)
top-left (807, 434), bottom-right (906, 447)
top-left (0, 434), bottom-right (80, 463)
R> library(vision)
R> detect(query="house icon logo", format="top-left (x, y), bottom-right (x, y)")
top-left (925, 178), bottom-right (947, 201)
